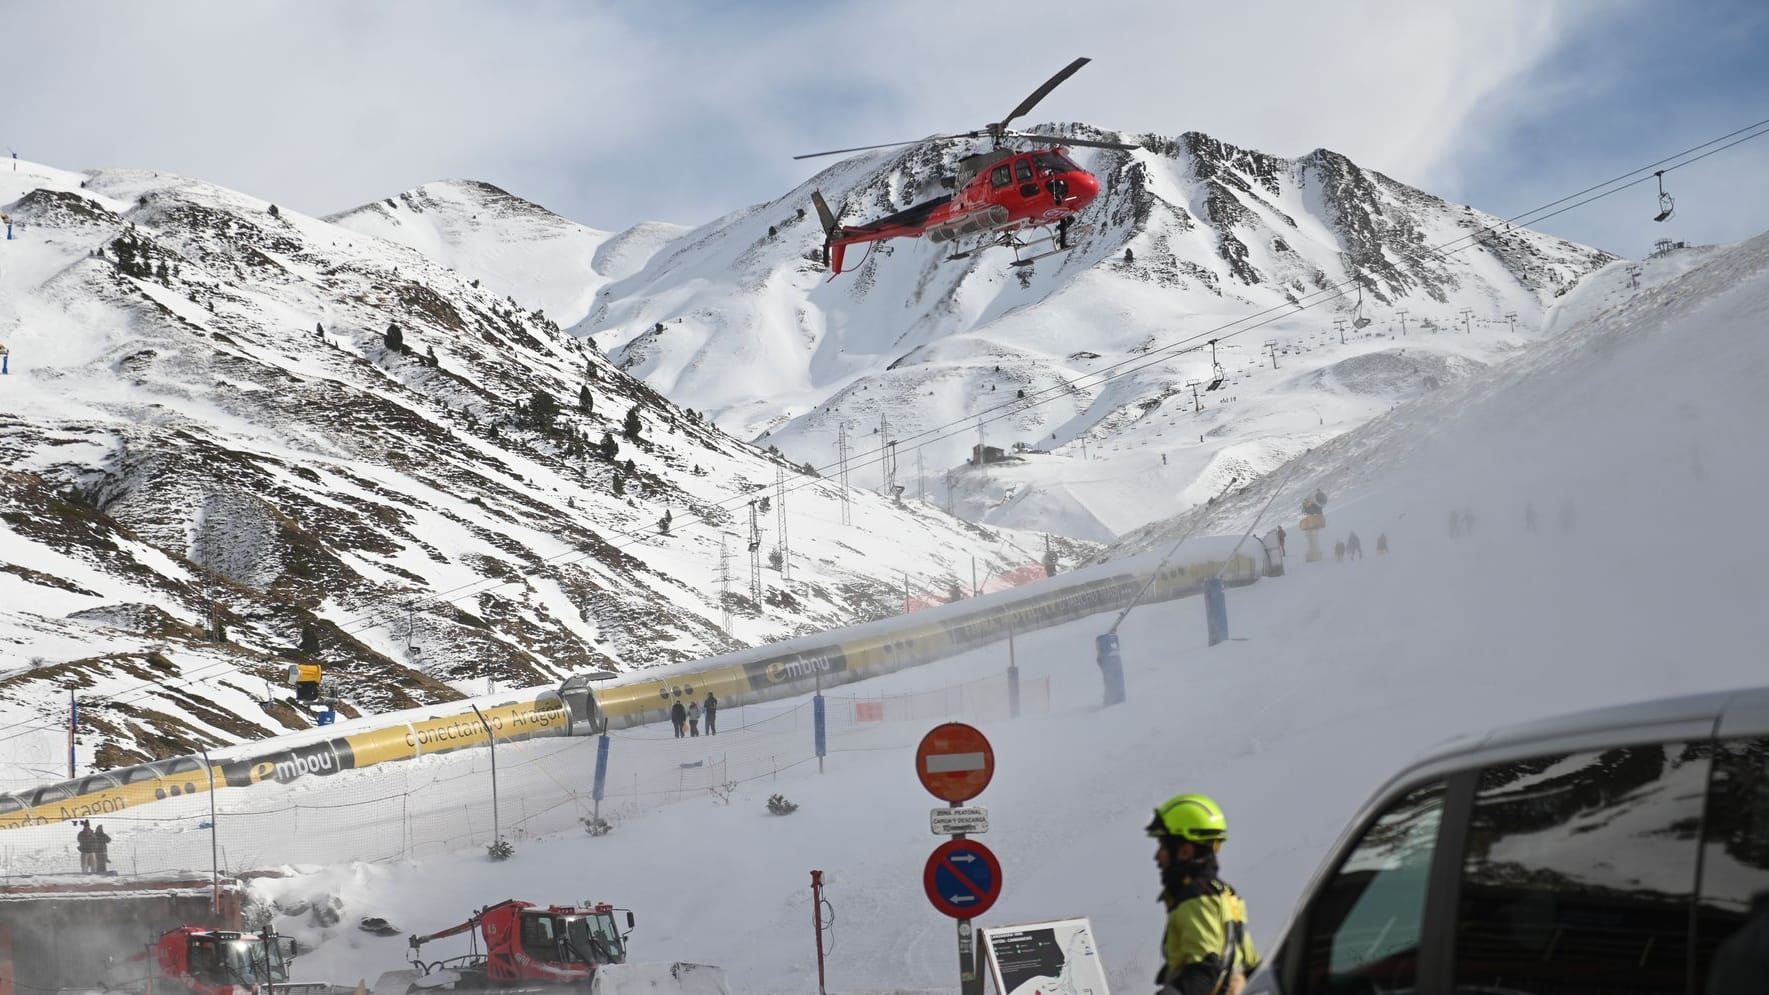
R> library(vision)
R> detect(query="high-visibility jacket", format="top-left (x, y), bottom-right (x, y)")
top-left (1159, 875), bottom-right (1258, 995)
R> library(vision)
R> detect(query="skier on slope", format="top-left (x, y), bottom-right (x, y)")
top-left (1148, 794), bottom-right (1259, 995)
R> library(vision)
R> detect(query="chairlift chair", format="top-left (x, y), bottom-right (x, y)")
top-left (1205, 339), bottom-right (1227, 391)
top-left (1652, 170), bottom-right (1675, 223)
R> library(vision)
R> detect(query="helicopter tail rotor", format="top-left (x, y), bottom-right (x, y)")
top-left (810, 190), bottom-right (849, 273)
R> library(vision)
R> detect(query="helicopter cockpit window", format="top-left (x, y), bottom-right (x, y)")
top-left (1014, 159), bottom-right (1034, 182)
top-left (990, 165), bottom-right (1012, 188)
top-left (1033, 152), bottom-right (1070, 174)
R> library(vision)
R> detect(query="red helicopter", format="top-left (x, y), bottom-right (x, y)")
top-left (796, 57), bottom-right (1135, 275)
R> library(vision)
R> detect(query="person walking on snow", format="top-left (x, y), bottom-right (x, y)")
top-left (1334, 540), bottom-right (1345, 562)
top-left (670, 698), bottom-right (686, 739)
top-left (1346, 531), bottom-right (1362, 560)
top-left (92, 824), bottom-right (111, 874)
top-left (703, 692), bottom-right (718, 736)
top-left (77, 821), bottom-right (95, 874)
top-left (1376, 533), bottom-right (1389, 555)
top-left (1147, 794), bottom-right (1259, 995)
top-left (688, 700), bottom-right (701, 737)
top-left (1275, 526), bottom-right (1286, 557)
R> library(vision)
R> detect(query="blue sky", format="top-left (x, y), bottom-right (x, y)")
top-left (7, 1), bottom-right (1767, 258)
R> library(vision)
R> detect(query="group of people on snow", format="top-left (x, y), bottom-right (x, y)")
top-left (669, 692), bottom-right (718, 738)
top-left (75, 820), bottom-right (111, 874)
top-left (1333, 530), bottom-right (1387, 562)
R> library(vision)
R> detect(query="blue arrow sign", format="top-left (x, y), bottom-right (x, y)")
top-left (924, 838), bottom-right (1003, 919)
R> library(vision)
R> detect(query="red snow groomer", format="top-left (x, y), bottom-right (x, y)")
top-left (401, 899), bottom-right (726, 994)
top-left (107, 925), bottom-right (331, 995)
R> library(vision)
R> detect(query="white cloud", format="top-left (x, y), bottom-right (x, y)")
top-left (7, 0), bottom-right (1763, 255)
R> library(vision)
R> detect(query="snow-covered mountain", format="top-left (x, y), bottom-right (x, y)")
top-left (0, 159), bottom-right (1083, 769)
top-left (577, 128), bottom-right (1614, 540)
top-left (327, 180), bottom-right (687, 328)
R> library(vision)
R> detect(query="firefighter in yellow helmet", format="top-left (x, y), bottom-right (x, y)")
top-left (1147, 793), bottom-right (1258, 995)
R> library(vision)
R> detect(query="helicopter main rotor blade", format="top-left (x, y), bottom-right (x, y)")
top-left (793, 132), bottom-right (978, 160)
top-left (1012, 132), bottom-right (1139, 151)
top-left (997, 57), bottom-right (1092, 131)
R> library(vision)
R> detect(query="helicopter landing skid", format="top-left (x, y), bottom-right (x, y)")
top-left (1008, 223), bottom-right (1094, 268)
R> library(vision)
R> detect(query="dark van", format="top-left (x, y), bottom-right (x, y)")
top-left (1248, 686), bottom-right (1769, 994)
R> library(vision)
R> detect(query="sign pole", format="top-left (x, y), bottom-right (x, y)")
top-left (953, 799), bottom-right (982, 995)
top-left (917, 724), bottom-right (998, 995)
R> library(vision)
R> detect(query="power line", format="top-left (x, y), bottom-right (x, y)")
top-left (319, 111), bottom-right (1769, 639)
top-left (23, 114), bottom-right (1769, 721)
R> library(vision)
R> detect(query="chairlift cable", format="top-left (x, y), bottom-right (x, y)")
top-left (41, 116), bottom-right (1769, 692)
top-left (323, 101), bottom-right (1762, 637)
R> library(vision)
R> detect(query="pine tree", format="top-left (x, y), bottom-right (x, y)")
top-left (578, 384), bottom-right (593, 413)
top-left (268, 203), bottom-right (281, 218)
top-left (612, 474), bottom-right (625, 496)
top-left (427, 344), bottom-right (438, 365)
top-left (600, 431), bottom-right (618, 460)
top-left (623, 458), bottom-right (636, 477)
top-left (300, 623), bottom-right (321, 656)
top-left (385, 322), bottom-right (404, 351)
top-left (528, 390), bottom-right (560, 429)
top-left (315, 322), bottom-right (324, 339)
top-left (623, 405), bottom-right (643, 442)
top-left (659, 509), bottom-right (672, 535)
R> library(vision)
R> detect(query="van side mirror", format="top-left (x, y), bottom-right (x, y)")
top-left (626, 911), bottom-right (635, 929)
top-left (277, 936), bottom-right (298, 958)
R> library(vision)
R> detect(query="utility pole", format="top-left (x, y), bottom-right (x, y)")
top-left (880, 412), bottom-right (892, 494)
top-left (916, 446), bottom-right (926, 503)
top-left (776, 466), bottom-right (791, 582)
top-left (836, 423), bottom-right (852, 526)
top-left (1186, 380), bottom-right (1202, 413)
top-left (1397, 308), bottom-right (1409, 337)
top-left (1504, 311), bottom-right (1517, 335)
top-left (469, 705), bottom-right (501, 850)
top-left (717, 534), bottom-right (732, 633)
top-left (1264, 339), bottom-right (1280, 369)
top-left (944, 469), bottom-right (955, 515)
top-left (976, 417), bottom-right (986, 466)
top-left (1334, 319), bottom-right (1347, 345)
top-left (1459, 308), bottom-right (1473, 335)
top-left (747, 500), bottom-right (763, 598)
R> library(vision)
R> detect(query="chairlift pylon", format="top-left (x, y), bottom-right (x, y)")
top-left (1652, 170), bottom-right (1675, 223)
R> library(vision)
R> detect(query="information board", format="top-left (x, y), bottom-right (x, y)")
top-left (980, 917), bottom-right (1110, 995)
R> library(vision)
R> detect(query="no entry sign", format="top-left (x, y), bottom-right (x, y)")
top-left (916, 722), bottom-right (995, 803)
top-left (924, 837), bottom-right (1003, 919)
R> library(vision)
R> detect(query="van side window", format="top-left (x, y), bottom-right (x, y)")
top-left (1696, 736), bottom-right (1769, 990)
top-left (1301, 781), bottom-right (1444, 993)
top-left (1454, 744), bottom-right (1708, 994)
